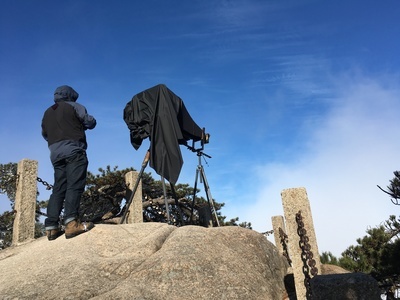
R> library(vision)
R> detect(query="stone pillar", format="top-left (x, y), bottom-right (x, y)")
top-left (281, 187), bottom-right (321, 300)
top-left (272, 215), bottom-right (292, 273)
top-left (124, 171), bottom-right (143, 223)
top-left (271, 215), bottom-right (286, 257)
top-left (12, 159), bottom-right (38, 245)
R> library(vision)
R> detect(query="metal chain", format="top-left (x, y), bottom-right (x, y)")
top-left (296, 210), bottom-right (318, 300)
top-left (261, 230), bottom-right (274, 236)
top-left (37, 177), bottom-right (53, 190)
top-left (279, 227), bottom-right (292, 266)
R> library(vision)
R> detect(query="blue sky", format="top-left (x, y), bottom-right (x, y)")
top-left (1, 0), bottom-right (400, 257)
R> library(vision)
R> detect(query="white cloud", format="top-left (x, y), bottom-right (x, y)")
top-left (238, 74), bottom-right (400, 257)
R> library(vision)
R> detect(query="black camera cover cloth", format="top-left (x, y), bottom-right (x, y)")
top-left (123, 84), bottom-right (203, 184)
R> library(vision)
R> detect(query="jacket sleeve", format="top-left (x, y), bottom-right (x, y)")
top-left (70, 102), bottom-right (97, 130)
top-left (41, 116), bottom-right (48, 141)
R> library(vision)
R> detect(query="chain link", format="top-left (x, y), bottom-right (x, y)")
top-left (296, 210), bottom-right (318, 300)
top-left (261, 229), bottom-right (274, 236)
top-left (279, 227), bottom-right (292, 266)
top-left (37, 177), bottom-right (53, 190)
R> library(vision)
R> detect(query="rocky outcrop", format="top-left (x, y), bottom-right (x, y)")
top-left (320, 263), bottom-right (350, 275)
top-left (0, 224), bottom-right (288, 299)
top-left (310, 272), bottom-right (381, 300)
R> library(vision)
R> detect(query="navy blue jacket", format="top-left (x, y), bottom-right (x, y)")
top-left (41, 85), bottom-right (96, 163)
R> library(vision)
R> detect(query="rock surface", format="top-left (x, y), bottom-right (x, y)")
top-left (320, 263), bottom-right (350, 275)
top-left (310, 272), bottom-right (381, 300)
top-left (0, 224), bottom-right (288, 300)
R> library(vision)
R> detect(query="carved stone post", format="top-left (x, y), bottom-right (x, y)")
top-left (124, 171), bottom-right (143, 223)
top-left (12, 159), bottom-right (38, 245)
top-left (281, 187), bottom-right (321, 300)
top-left (271, 215), bottom-right (286, 257)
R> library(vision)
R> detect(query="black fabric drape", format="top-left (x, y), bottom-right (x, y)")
top-left (123, 84), bottom-right (203, 184)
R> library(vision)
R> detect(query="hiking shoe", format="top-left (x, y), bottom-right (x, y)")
top-left (65, 220), bottom-right (94, 239)
top-left (46, 228), bottom-right (64, 241)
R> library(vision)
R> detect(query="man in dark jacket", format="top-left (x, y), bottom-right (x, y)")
top-left (41, 85), bottom-right (96, 240)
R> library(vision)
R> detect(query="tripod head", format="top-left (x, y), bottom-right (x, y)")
top-left (184, 128), bottom-right (211, 159)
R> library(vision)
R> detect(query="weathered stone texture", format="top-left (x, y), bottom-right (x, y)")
top-left (124, 170), bottom-right (143, 223)
top-left (271, 215), bottom-right (286, 258)
top-left (281, 187), bottom-right (321, 300)
top-left (310, 272), bottom-right (381, 300)
top-left (0, 224), bottom-right (288, 300)
top-left (12, 159), bottom-right (38, 245)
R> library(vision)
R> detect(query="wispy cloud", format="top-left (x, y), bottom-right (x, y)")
top-left (232, 73), bottom-right (400, 256)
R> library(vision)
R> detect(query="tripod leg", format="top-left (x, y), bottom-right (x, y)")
top-left (170, 183), bottom-right (184, 226)
top-left (199, 165), bottom-right (220, 227)
top-left (120, 150), bottom-right (150, 224)
top-left (161, 176), bottom-right (171, 224)
top-left (189, 166), bottom-right (200, 224)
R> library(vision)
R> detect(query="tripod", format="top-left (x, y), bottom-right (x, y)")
top-left (120, 149), bottom-right (184, 225)
top-left (189, 149), bottom-right (220, 227)
top-left (120, 128), bottom-right (215, 226)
